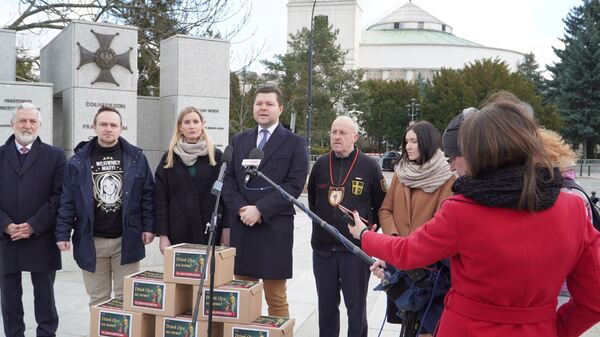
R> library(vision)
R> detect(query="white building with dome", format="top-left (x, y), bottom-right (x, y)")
top-left (287, 0), bottom-right (525, 81)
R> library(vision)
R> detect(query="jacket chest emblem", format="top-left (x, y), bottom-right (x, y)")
top-left (351, 180), bottom-right (364, 196)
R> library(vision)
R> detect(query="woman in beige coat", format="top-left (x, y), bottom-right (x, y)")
top-left (379, 121), bottom-right (455, 336)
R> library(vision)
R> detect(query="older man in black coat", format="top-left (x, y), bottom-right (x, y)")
top-left (222, 86), bottom-right (308, 317)
top-left (0, 103), bottom-right (65, 337)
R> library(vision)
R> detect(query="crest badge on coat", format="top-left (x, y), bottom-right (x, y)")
top-left (351, 180), bottom-right (364, 196)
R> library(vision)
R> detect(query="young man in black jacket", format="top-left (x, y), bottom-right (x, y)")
top-left (56, 106), bottom-right (155, 307)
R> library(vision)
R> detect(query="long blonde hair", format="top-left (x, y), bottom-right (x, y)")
top-left (163, 106), bottom-right (216, 168)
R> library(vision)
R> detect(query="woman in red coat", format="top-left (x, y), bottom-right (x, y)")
top-left (349, 100), bottom-right (600, 337)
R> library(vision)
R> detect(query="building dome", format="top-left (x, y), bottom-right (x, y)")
top-left (368, 1), bottom-right (452, 34)
top-left (362, 1), bottom-right (483, 47)
top-left (286, 0), bottom-right (524, 81)
top-left (357, 1), bottom-right (524, 81)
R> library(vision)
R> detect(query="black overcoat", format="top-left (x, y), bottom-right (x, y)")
top-left (154, 149), bottom-right (227, 245)
top-left (0, 136), bottom-right (65, 274)
top-left (222, 124), bottom-right (308, 279)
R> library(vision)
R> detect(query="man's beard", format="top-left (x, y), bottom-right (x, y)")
top-left (15, 131), bottom-right (37, 145)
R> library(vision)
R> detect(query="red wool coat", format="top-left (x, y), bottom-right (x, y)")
top-left (362, 193), bottom-right (600, 337)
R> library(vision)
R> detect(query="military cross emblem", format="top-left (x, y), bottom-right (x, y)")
top-left (77, 30), bottom-right (134, 86)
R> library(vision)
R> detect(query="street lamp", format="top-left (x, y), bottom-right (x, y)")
top-left (348, 103), bottom-right (364, 132)
top-left (405, 98), bottom-right (420, 123)
top-left (307, 0), bottom-right (317, 155)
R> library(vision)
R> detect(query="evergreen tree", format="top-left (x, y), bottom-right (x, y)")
top-left (548, 0), bottom-right (600, 158)
top-left (423, 59), bottom-right (562, 132)
top-left (421, 68), bottom-right (477, 132)
top-left (517, 52), bottom-right (546, 97)
top-left (263, 16), bottom-right (363, 150)
top-left (347, 80), bottom-right (420, 152)
top-left (229, 71), bottom-right (260, 138)
top-left (16, 49), bottom-right (38, 82)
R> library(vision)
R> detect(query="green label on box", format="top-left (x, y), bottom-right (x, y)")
top-left (252, 316), bottom-right (289, 328)
top-left (164, 318), bottom-right (197, 337)
top-left (204, 289), bottom-right (239, 318)
top-left (132, 270), bottom-right (163, 280)
top-left (99, 297), bottom-right (124, 310)
top-left (132, 281), bottom-right (164, 309)
top-left (224, 280), bottom-right (257, 289)
top-left (174, 252), bottom-right (206, 279)
top-left (232, 327), bottom-right (269, 337)
top-left (99, 311), bottom-right (131, 337)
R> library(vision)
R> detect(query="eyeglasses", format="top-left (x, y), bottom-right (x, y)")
top-left (446, 156), bottom-right (455, 164)
top-left (329, 130), bottom-right (354, 136)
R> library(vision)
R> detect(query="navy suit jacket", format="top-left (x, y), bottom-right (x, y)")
top-left (0, 136), bottom-right (65, 274)
top-left (222, 124), bottom-right (308, 278)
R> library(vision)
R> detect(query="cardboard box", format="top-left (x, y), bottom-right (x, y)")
top-left (90, 297), bottom-right (155, 337)
top-left (124, 270), bottom-right (192, 317)
top-left (194, 280), bottom-right (263, 324)
top-left (164, 243), bottom-right (236, 286)
top-left (155, 312), bottom-right (223, 337)
top-left (223, 316), bottom-right (295, 337)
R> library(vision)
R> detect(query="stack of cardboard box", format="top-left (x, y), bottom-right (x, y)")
top-left (90, 243), bottom-right (294, 337)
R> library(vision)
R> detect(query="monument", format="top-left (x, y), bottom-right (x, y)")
top-left (41, 20), bottom-right (138, 151)
top-left (0, 29), bottom-right (16, 81)
top-left (1, 21), bottom-right (230, 171)
top-left (159, 35), bottom-right (230, 150)
top-left (0, 28), bottom-right (54, 144)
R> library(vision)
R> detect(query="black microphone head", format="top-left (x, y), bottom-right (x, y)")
top-left (222, 145), bottom-right (233, 164)
top-left (249, 148), bottom-right (264, 160)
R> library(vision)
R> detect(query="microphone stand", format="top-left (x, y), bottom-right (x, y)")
top-left (190, 182), bottom-right (223, 337)
top-left (246, 167), bottom-right (392, 285)
top-left (246, 167), bottom-right (427, 337)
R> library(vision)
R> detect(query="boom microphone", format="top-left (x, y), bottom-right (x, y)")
top-left (211, 145), bottom-right (233, 196)
top-left (243, 148), bottom-right (264, 186)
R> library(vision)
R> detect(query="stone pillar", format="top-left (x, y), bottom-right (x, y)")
top-left (159, 35), bottom-right (230, 150)
top-left (0, 29), bottom-right (16, 81)
top-left (0, 82), bottom-right (53, 144)
top-left (40, 21), bottom-right (138, 150)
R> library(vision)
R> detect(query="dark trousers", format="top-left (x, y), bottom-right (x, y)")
top-left (0, 271), bottom-right (58, 337)
top-left (313, 249), bottom-right (370, 337)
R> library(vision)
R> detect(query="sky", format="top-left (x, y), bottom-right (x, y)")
top-left (0, 0), bottom-right (583, 75)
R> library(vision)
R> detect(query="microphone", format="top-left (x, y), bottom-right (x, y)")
top-left (211, 145), bottom-right (233, 196)
top-left (243, 148), bottom-right (264, 186)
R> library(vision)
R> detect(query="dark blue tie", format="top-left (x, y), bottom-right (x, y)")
top-left (258, 129), bottom-right (269, 150)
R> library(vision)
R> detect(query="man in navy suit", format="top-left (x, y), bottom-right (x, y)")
top-left (222, 86), bottom-right (308, 317)
top-left (0, 103), bottom-right (65, 337)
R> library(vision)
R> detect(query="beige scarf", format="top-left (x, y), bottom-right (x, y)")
top-left (395, 149), bottom-right (454, 193)
top-left (173, 138), bottom-right (208, 166)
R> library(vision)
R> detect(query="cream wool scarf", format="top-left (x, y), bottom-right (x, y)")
top-left (173, 138), bottom-right (208, 166)
top-left (395, 149), bottom-right (454, 193)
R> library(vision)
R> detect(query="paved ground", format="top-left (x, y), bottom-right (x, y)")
top-left (4, 171), bottom-right (600, 336)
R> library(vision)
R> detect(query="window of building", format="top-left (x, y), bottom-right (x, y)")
top-left (394, 22), bottom-right (400, 29)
